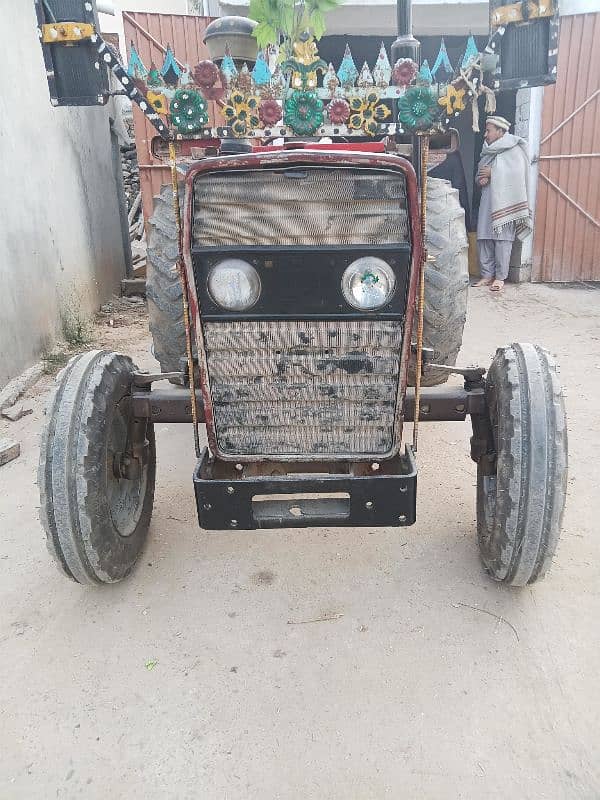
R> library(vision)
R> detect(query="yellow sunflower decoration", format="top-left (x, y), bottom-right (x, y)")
top-left (222, 91), bottom-right (260, 137)
top-left (147, 91), bottom-right (168, 114)
top-left (438, 84), bottom-right (467, 116)
top-left (348, 91), bottom-right (391, 136)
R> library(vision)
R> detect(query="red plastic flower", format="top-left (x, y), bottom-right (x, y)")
top-left (392, 58), bottom-right (418, 87)
top-left (259, 97), bottom-right (282, 127)
top-left (327, 98), bottom-right (350, 124)
top-left (193, 60), bottom-right (219, 88)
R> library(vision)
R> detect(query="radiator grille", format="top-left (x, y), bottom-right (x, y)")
top-left (203, 320), bottom-right (402, 457)
top-left (193, 167), bottom-right (409, 247)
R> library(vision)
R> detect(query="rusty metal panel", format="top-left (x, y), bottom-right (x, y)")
top-left (532, 13), bottom-right (600, 282)
top-left (122, 11), bottom-right (217, 224)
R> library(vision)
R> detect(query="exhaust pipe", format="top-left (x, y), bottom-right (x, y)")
top-left (391, 0), bottom-right (420, 63)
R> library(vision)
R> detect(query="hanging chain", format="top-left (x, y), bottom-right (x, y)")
top-left (412, 132), bottom-right (430, 453)
top-left (168, 140), bottom-right (201, 458)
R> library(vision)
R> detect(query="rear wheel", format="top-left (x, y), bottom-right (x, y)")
top-left (477, 343), bottom-right (568, 586)
top-left (146, 184), bottom-right (188, 375)
top-left (410, 177), bottom-right (470, 386)
top-left (39, 350), bottom-right (156, 584)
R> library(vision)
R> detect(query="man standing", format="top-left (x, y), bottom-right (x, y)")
top-left (474, 116), bottom-right (532, 292)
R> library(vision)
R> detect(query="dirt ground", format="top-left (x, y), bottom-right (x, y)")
top-left (1, 283), bottom-right (599, 799)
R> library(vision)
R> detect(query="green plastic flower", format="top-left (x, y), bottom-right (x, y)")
top-left (397, 86), bottom-right (439, 132)
top-left (284, 91), bottom-right (324, 136)
top-left (169, 89), bottom-right (208, 133)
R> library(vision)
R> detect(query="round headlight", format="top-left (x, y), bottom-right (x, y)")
top-left (341, 257), bottom-right (396, 311)
top-left (207, 259), bottom-right (261, 311)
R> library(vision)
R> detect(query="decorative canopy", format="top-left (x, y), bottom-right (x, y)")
top-left (125, 33), bottom-right (499, 141)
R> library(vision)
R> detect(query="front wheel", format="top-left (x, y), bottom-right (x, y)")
top-left (39, 350), bottom-right (156, 584)
top-left (477, 343), bottom-right (568, 586)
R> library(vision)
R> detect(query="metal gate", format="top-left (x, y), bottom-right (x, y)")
top-left (532, 13), bottom-right (600, 282)
top-left (122, 12), bottom-right (216, 224)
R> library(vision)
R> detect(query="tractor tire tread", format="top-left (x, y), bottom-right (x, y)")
top-left (410, 177), bottom-right (469, 387)
top-left (477, 342), bottom-right (568, 586)
top-left (147, 184), bottom-right (190, 374)
top-left (38, 350), bottom-right (156, 585)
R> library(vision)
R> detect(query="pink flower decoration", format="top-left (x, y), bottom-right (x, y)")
top-left (327, 98), bottom-right (351, 124)
top-left (259, 97), bottom-right (282, 127)
top-left (392, 58), bottom-right (418, 87)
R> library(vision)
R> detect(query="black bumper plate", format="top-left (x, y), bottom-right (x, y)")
top-left (193, 447), bottom-right (417, 530)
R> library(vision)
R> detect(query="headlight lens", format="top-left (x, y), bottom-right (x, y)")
top-left (341, 257), bottom-right (396, 310)
top-left (207, 259), bottom-right (261, 311)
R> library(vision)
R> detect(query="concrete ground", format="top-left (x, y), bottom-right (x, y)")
top-left (1, 284), bottom-right (599, 799)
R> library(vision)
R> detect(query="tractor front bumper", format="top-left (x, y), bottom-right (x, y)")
top-left (193, 447), bottom-right (417, 530)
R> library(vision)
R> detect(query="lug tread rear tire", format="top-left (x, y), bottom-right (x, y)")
top-left (413, 178), bottom-right (469, 387)
top-left (147, 185), bottom-right (188, 374)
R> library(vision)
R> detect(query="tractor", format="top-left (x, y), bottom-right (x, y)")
top-left (35, 0), bottom-right (566, 586)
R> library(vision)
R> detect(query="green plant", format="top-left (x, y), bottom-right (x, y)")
top-left (61, 303), bottom-right (92, 348)
top-left (249, 0), bottom-right (343, 58)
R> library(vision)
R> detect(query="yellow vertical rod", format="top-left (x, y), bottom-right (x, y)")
top-left (412, 133), bottom-right (430, 452)
top-left (168, 139), bottom-right (201, 458)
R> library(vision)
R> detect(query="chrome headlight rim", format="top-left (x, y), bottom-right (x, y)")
top-left (207, 258), bottom-right (261, 312)
top-left (341, 256), bottom-right (396, 311)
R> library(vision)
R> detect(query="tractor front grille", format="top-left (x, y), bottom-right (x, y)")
top-left (203, 320), bottom-right (403, 458)
top-left (193, 167), bottom-right (409, 247)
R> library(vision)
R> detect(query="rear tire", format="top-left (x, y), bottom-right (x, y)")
top-left (410, 177), bottom-right (469, 386)
top-left (39, 350), bottom-right (156, 584)
top-left (146, 184), bottom-right (188, 375)
top-left (477, 343), bottom-right (568, 586)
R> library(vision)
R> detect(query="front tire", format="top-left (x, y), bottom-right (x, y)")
top-left (477, 343), bottom-right (568, 586)
top-left (39, 350), bottom-right (156, 584)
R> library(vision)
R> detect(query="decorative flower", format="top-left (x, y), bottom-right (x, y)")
top-left (258, 97), bottom-right (282, 127)
top-left (193, 59), bottom-right (220, 88)
top-left (392, 58), bottom-right (418, 86)
top-left (438, 84), bottom-right (466, 116)
top-left (347, 91), bottom-right (391, 136)
top-left (169, 89), bottom-right (208, 133)
top-left (222, 91), bottom-right (260, 136)
top-left (284, 91), bottom-right (324, 136)
top-left (327, 98), bottom-right (351, 125)
top-left (398, 86), bottom-right (439, 131)
top-left (147, 90), bottom-right (168, 114)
